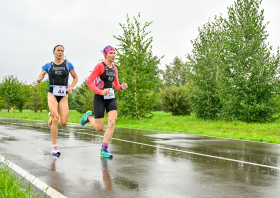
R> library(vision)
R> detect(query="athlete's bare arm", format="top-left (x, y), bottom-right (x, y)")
top-left (37, 69), bottom-right (47, 83)
top-left (67, 69), bottom-right (78, 94)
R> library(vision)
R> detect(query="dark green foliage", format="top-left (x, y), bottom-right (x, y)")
top-left (27, 82), bottom-right (44, 113)
top-left (68, 89), bottom-right (76, 110)
top-left (15, 83), bottom-right (31, 112)
top-left (38, 80), bottom-right (49, 111)
top-left (114, 13), bottom-right (163, 118)
top-left (73, 79), bottom-right (94, 114)
top-left (0, 98), bottom-right (4, 111)
top-left (187, 0), bottom-right (280, 122)
top-left (217, 0), bottom-right (280, 122)
top-left (151, 90), bottom-right (162, 111)
top-left (187, 17), bottom-right (224, 119)
top-left (0, 75), bottom-right (24, 112)
top-left (26, 80), bottom-right (49, 113)
top-left (159, 85), bottom-right (191, 116)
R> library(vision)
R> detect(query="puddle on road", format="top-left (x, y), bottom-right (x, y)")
top-left (2, 118), bottom-right (280, 197)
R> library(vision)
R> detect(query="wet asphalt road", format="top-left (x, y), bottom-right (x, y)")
top-left (1, 118), bottom-right (280, 198)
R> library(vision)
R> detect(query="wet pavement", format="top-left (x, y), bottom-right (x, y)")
top-left (1, 118), bottom-right (280, 198)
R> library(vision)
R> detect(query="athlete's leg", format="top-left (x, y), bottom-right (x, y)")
top-left (48, 93), bottom-right (59, 145)
top-left (58, 95), bottom-right (69, 126)
top-left (100, 110), bottom-right (117, 158)
top-left (103, 110), bottom-right (117, 143)
top-left (89, 117), bottom-right (104, 131)
top-left (90, 94), bottom-right (105, 131)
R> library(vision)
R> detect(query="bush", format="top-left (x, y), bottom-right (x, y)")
top-left (159, 85), bottom-right (191, 116)
top-left (74, 84), bottom-right (95, 114)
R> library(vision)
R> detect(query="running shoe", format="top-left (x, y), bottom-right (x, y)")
top-left (51, 146), bottom-right (60, 156)
top-left (100, 150), bottom-right (113, 158)
top-left (47, 112), bottom-right (52, 127)
top-left (80, 110), bottom-right (92, 126)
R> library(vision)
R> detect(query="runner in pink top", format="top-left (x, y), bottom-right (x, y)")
top-left (80, 45), bottom-right (128, 158)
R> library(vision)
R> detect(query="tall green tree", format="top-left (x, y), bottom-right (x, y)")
top-left (114, 13), bottom-right (163, 118)
top-left (187, 17), bottom-right (224, 119)
top-left (0, 75), bottom-right (20, 112)
top-left (163, 56), bottom-right (188, 87)
top-left (218, 0), bottom-right (280, 122)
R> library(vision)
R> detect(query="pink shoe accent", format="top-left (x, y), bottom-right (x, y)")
top-left (52, 146), bottom-right (60, 155)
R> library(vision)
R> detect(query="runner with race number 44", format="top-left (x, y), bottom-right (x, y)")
top-left (36, 45), bottom-right (78, 157)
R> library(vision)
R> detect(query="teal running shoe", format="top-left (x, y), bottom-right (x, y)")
top-left (100, 150), bottom-right (113, 158)
top-left (81, 111), bottom-right (92, 126)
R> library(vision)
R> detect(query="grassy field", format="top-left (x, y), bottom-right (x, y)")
top-left (1, 109), bottom-right (280, 144)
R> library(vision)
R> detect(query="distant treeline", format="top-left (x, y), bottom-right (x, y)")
top-left (1, 0), bottom-right (279, 123)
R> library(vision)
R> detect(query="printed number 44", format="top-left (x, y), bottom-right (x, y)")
top-left (58, 89), bottom-right (64, 94)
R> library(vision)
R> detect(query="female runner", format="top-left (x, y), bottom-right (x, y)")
top-left (80, 45), bottom-right (127, 158)
top-left (36, 45), bottom-right (78, 156)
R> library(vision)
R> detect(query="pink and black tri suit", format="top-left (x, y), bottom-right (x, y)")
top-left (87, 61), bottom-right (123, 118)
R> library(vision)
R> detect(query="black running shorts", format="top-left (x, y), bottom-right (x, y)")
top-left (93, 94), bottom-right (117, 119)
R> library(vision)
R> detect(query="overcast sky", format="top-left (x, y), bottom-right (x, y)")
top-left (1, 0), bottom-right (279, 86)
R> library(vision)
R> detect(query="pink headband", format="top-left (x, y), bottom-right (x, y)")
top-left (103, 45), bottom-right (115, 58)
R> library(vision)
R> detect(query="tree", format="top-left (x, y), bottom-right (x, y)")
top-left (218, 0), bottom-right (280, 122)
top-left (27, 81), bottom-right (44, 113)
top-left (37, 80), bottom-right (49, 112)
top-left (73, 78), bottom-right (95, 114)
top-left (163, 56), bottom-right (188, 87)
top-left (114, 13), bottom-right (163, 118)
top-left (187, 17), bottom-right (224, 119)
top-left (0, 75), bottom-right (20, 112)
top-left (15, 83), bottom-right (31, 112)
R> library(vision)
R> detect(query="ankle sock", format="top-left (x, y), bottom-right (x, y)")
top-left (101, 143), bottom-right (108, 151)
top-left (87, 115), bottom-right (92, 122)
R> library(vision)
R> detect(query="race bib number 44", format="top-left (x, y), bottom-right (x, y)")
top-left (53, 85), bottom-right (67, 96)
top-left (104, 88), bottom-right (115, 100)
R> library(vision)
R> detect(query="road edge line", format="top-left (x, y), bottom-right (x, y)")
top-left (0, 155), bottom-right (67, 198)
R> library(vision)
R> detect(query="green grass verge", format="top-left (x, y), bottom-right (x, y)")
top-left (1, 110), bottom-right (280, 144)
top-left (0, 163), bottom-right (43, 198)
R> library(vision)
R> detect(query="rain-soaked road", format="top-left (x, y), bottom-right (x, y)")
top-left (1, 118), bottom-right (280, 198)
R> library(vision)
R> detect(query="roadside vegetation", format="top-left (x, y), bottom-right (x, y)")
top-left (0, 163), bottom-right (43, 198)
top-left (1, 110), bottom-right (280, 144)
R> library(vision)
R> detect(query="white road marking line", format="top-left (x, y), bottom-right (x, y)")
top-left (76, 132), bottom-right (280, 170)
top-left (0, 155), bottom-right (67, 198)
top-left (2, 120), bottom-right (279, 170)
